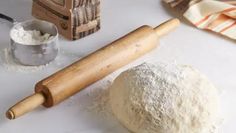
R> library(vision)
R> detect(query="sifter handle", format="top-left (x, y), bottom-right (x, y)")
top-left (0, 13), bottom-right (17, 24)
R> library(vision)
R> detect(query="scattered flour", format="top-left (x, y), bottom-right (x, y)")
top-left (0, 48), bottom-right (47, 72)
top-left (10, 26), bottom-right (54, 45)
top-left (109, 62), bottom-right (221, 133)
top-left (85, 79), bottom-right (114, 119)
top-left (0, 48), bottom-right (80, 73)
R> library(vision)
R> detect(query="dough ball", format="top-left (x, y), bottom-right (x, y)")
top-left (109, 63), bottom-right (219, 133)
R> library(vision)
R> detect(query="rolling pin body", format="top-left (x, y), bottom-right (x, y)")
top-left (36, 25), bottom-right (158, 107)
top-left (6, 19), bottom-right (180, 119)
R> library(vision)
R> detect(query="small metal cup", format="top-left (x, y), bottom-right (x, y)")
top-left (10, 20), bottom-right (59, 66)
top-left (0, 13), bottom-right (59, 66)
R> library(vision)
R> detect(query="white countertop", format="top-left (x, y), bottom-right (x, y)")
top-left (0, 0), bottom-right (236, 133)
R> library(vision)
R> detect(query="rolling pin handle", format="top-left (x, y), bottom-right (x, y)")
top-left (154, 18), bottom-right (180, 37)
top-left (6, 92), bottom-right (45, 120)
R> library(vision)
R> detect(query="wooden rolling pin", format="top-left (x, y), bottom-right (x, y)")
top-left (6, 18), bottom-right (180, 120)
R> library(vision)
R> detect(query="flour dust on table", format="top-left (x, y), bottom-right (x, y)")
top-left (0, 48), bottom-right (47, 72)
top-left (85, 79), bottom-right (114, 120)
top-left (0, 48), bottom-right (80, 73)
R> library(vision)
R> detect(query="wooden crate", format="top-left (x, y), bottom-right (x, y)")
top-left (32, 0), bottom-right (100, 40)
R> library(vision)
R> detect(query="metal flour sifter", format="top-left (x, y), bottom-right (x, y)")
top-left (0, 13), bottom-right (59, 66)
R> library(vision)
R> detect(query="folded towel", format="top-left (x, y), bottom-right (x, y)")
top-left (164, 0), bottom-right (236, 40)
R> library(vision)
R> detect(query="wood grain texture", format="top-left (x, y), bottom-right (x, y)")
top-left (32, 0), bottom-right (100, 40)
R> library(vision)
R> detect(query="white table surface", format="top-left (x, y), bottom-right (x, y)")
top-left (0, 0), bottom-right (236, 133)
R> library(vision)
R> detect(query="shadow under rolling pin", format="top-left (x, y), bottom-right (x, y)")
top-left (6, 18), bottom-right (180, 120)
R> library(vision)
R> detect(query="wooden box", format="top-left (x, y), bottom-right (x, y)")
top-left (32, 0), bottom-right (100, 40)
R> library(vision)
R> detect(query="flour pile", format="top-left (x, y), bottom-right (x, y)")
top-left (10, 26), bottom-right (54, 45)
top-left (109, 63), bottom-right (220, 133)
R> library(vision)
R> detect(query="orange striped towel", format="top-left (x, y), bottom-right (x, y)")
top-left (164, 0), bottom-right (236, 40)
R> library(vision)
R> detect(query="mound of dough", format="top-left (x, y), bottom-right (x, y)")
top-left (109, 63), bottom-right (219, 133)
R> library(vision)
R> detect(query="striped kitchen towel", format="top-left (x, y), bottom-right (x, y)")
top-left (164, 0), bottom-right (236, 40)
